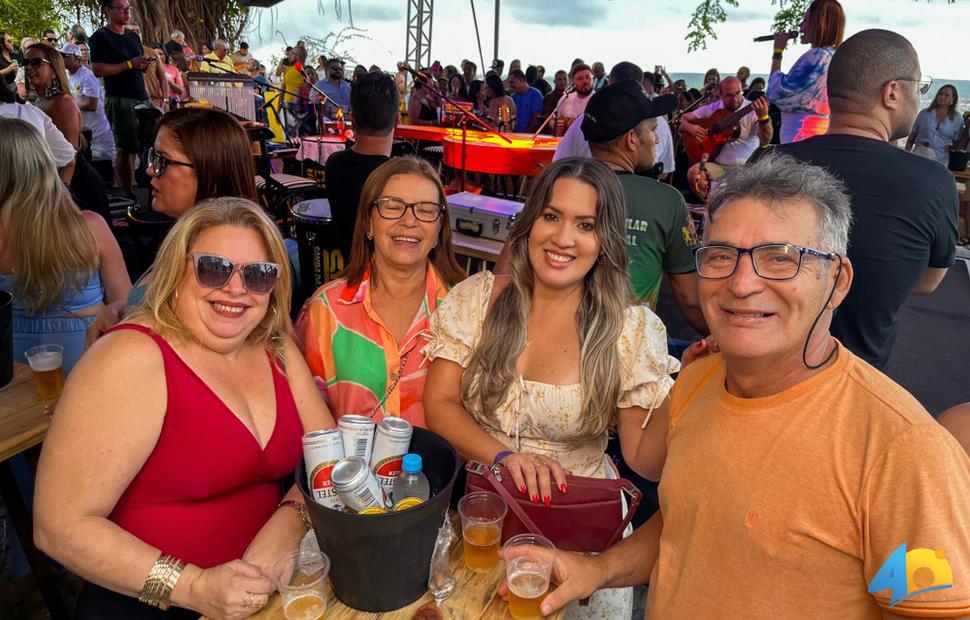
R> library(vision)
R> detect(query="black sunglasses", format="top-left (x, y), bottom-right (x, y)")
top-left (191, 253), bottom-right (281, 294)
top-left (147, 147), bottom-right (195, 178)
top-left (25, 57), bottom-right (52, 69)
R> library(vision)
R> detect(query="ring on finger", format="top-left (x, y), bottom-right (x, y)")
top-left (532, 456), bottom-right (547, 468)
top-left (243, 592), bottom-right (267, 609)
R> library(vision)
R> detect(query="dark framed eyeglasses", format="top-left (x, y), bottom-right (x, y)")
top-left (372, 196), bottom-right (444, 223)
top-left (692, 243), bottom-right (837, 281)
top-left (24, 57), bottom-right (52, 69)
top-left (190, 253), bottom-right (281, 294)
top-left (892, 76), bottom-right (933, 95)
top-left (147, 147), bottom-right (195, 178)
top-left (44, 37), bottom-right (57, 44)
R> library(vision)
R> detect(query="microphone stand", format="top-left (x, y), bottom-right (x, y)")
top-left (532, 87), bottom-right (573, 141)
top-left (297, 71), bottom-right (346, 135)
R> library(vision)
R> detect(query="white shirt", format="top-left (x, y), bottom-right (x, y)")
top-left (0, 102), bottom-right (76, 167)
top-left (553, 111), bottom-right (676, 174)
top-left (68, 65), bottom-right (116, 161)
top-left (691, 99), bottom-right (759, 167)
top-left (558, 91), bottom-right (592, 121)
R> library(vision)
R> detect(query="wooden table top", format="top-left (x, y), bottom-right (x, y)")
top-left (0, 364), bottom-right (49, 463)
top-left (243, 514), bottom-right (565, 620)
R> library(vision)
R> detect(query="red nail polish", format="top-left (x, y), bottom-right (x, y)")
top-left (520, 486), bottom-right (527, 494)
top-left (560, 483), bottom-right (567, 494)
top-left (531, 494), bottom-right (538, 504)
top-left (543, 496), bottom-right (551, 507)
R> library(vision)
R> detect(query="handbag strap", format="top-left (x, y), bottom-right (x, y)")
top-left (467, 462), bottom-right (546, 537)
top-left (604, 477), bottom-right (643, 549)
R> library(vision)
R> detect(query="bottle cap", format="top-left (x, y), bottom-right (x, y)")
top-left (402, 453), bottom-right (423, 474)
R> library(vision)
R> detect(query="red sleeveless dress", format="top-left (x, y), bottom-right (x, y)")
top-left (106, 324), bottom-right (303, 569)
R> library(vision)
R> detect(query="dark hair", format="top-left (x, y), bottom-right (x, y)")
top-left (926, 84), bottom-right (960, 119)
top-left (806, 0), bottom-right (845, 48)
top-left (465, 60), bottom-right (477, 72)
top-left (525, 65), bottom-right (538, 84)
top-left (571, 58), bottom-right (585, 68)
top-left (350, 71), bottom-right (399, 136)
top-left (570, 63), bottom-right (591, 78)
top-left (555, 70), bottom-right (567, 78)
top-left (827, 29), bottom-right (919, 115)
top-left (345, 156), bottom-right (464, 287)
top-left (508, 68), bottom-right (526, 81)
top-left (0, 74), bottom-right (17, 103)
top-left (750, 76), bottom-right (766, 88)
top-left (449, 74), bottom-right (468, 99)
top-left (240, 41), bottom-right (249, 49)
top-left (154, 107), bottom-right (258, 203)
top-left (608, 61), bottom-right (642, 84)
top-left (468, 79), bottom-right (484, 102)
top-left (485, 73), bottom-right (505, 97)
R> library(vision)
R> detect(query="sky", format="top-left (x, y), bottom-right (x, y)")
top-left (241, 0), bottom-right (970, 84)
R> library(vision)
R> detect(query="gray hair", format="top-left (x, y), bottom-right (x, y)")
top-left (705, 152), bottom-right (853, 254)
top-left (170, 30), bottom-right (184, 41)
top-left (212, 38), bottom-right (227, 50)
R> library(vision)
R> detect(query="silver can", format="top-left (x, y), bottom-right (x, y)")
top-left (332, 456), bottom-right (390, 511)
top-left (369, 417), bottom-right (413, 492)
top-left (303, 429), bottom-right (346, 510)
top-left (338, 414), bottom-right (376, 463)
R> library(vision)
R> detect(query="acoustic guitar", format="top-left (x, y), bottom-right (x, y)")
top-left (680, 92), bottom-right (765, 164)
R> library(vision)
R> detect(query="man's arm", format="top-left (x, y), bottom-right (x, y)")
top-left (76, 95), bottom-right (98, 112)
top-left (752, 97), bottom-right (773, 146)
top-left (912, 267), bottom-right (948, 295)
top-left (668, 272), bottom-right (709, 335)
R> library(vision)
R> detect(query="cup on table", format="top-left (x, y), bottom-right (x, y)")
top-left (503, 533), bottom-right (556, 620)
top-left (24, 344), bottom-right (64, 400)
top-left (273, 549), bottom-right (330, 620)
top-left (458, 491), bottom-right (507, 573)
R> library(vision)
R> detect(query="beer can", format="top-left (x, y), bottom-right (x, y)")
top-left (332, 456), bottom-right (390, 511)
top-left (392, 497), bottom-right (424, 511)
top-left (303, 429), bottom-right (346, 511)
top-left (370, 417), bottom-right (413, 492)
top-left (338, 414), bottom-right (375, 463)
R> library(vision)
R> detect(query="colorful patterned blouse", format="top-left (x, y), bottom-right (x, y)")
top-left (767, 46), bottom-right (835, 143)
top-left (296, 265), bottom-right (450, 428)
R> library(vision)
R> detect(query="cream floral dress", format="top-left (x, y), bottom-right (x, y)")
top-left (424, 271), bottom-right (679, 619)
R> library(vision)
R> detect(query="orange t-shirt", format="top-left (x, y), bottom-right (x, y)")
top-left (649, 344), bottom-right (970, 619)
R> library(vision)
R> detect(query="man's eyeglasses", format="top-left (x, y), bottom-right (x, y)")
top-left (44, 37), bottom-right (57, 44)
top-left (24, 57), bottom-right (52, 69)
top-left (893, 76), bottom-right (933, 95)
top-left (147, 147), bottom-right (195, 178)
top-left (191, 253), bottom-right (281, 294)
top-left (692, 243), bottom-right (837, 280)
top-left (372, 197), bottom-right (444, 223)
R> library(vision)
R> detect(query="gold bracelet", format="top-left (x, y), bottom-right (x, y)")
top-left (126, 60), bottom-right (133, 70)
top-left (773, 47), bottom-right (784, 54)
top-left (138, 553), bottom-right (186, 611)
top-left (278, 499), bottom-right (312, 531)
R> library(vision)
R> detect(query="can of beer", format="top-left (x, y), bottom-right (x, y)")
top-left (338, 414), bottom-right (375, 463)
top-left (392, 497), bottom-right (424, 511)
top-left (370, 417), bottom-right (413, 492)
top-left (303, 429), bottom-right (346, 511)
top-left (332, 456), bottom-right (390, 511)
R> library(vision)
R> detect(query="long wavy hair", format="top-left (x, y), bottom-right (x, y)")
top-left (461, 157), bottom-right (633, 438)
top-left (925, 84), bottom-right (960, 120)
top-left (0, 118), bottom-right (99, 313)
top-left (25, 43), bottom-right (71, 97)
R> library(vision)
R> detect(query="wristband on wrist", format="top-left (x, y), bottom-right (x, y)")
top-left (493, 450), bottom-right (514, 466)
top-left (758, 118), bottom-right (771, 125)
top-left (773, 47), bottom-right (784, 54)
top-left (126, 60), bottom-right (133, 69)
top-left (758, 114), bottom-right (770, 122)
top-left (772, 52), bottom-right (783, 61)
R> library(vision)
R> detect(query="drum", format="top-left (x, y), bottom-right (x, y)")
top-left (291, 199), bottom-right (348, 302)
top-left (298, 135), bottom-right (348, 167)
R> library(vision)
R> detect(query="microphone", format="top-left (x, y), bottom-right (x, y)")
top-left (753, 30), bottom-right (798, 42)
top-left (402, 64), bottom-right (433, 83)
top-left (564, 85), bottom-right (576, 95)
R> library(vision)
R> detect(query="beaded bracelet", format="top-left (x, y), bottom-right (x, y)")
top-left (493, 450), bottom-right (514, 466)
top-left (138, 553), bottom-right (186, 611)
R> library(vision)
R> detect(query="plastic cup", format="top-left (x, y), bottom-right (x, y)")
top-left (458, 491), bottom-right (507, 573)
top-left (24, 344), bottom-right (64, 400)
top-left (503, 533), bottom-right (556, 620)
top-left (273, 549), bottom-right (330, 620)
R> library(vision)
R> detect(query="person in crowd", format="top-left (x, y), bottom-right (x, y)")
top-left (467, 79), bottom-right (484, 111)
top-left (200, 38), bottom-right (233, 74)
top-left (15, 37), bottom-right (35, 100)
top-left (41, 29), bottom-right (57, 46)
top-left (699, 67), bottom-right (720, 102)
top-left (424, 158), bottom-right (679, 618)
top-left (542, 69), bottom-right (568, 117)
top-left (230, 41), bottom-right (252, 72)
top-left (25, 42), bottom-right (110, 219)
top-left (748, 76), bottom-right (765, 94)
top-left (35, 197), bottom-right (334, 619)
top-left (408, 73), bottom-right (441, 126)
top-left (312, 57), bottom-right (351, 120)
top-left (444, 64), bottom-right (459, 81)
top-left (61, 43), bottom-right (116, 172)
top-left (0, 118), bottom-right (129, 373)
top-left (352, 64), bottom-right (367, 82)
top-left (482, 72), bottom-right (515, 129)
top-left (200, 43), bottom-right (211, 57)
top-left (161, 43), bottom-right (189, 103)
top-left (554, 62), bottom-right (676, 182)
top-left (0, 74), bottom-right (75, 180)
top-left (490, 58), bottom-right (505, 80)
top-left (298, 157), bottom-right (464, 427)
top-left (535, 65), bottom-right (549, 90)
top-left (78, 42), bottom-right (90, 66)
top-left (447, 73), bottom-right (468, 101)
top-left (681, 76), bottom-right (773, 200)
top-left (764, 29), bottom-right (957, 370)
top-left (280, 45), bottom-right (308, 136)
top-left (558, 63), bottom-right (594, 125)
top-left (508, 68), bottom-right (543, 133)
top-left (525, 65), bottom-right (546, 97)
top-left (142, 45), bottom-right (169, 111)
top-left (736, 65), bottom-right (750, 89)
top-left (768, 0), bottom-right (844, 143)
top-left (170, 30), bottom-right (193, 59)
top-left (583, 82), bottom-right (707, 333)
top-left (89, 0), bottom-right (153, 198)
top-left (507, 152), bottom-right (970, 619)
top-left (906, 84), bottom-right (963, 165)
top-left (0, 31), bottom-right (17, 86)
top-left (324, 71), bottom-right (399, 247)
top-left (462, 60), bottom-right (477, 89)
top-left (591, 61), bottom-right (608, 91)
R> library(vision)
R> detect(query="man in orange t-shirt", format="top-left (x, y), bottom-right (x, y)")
top-left (501, 154), bottom-right (970, 619)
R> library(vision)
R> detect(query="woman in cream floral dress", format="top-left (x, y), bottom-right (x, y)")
top-left (424, 158), bottom-right (679, 619)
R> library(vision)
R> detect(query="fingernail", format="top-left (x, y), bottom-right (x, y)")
top-left (520, 486), bottom-right (527, 494)
top-left (543, 496), bottom-right (551, 507)
top-left (531, 494), bottom-right (538, 504)
top-left (560, 483), bottom-right (567, 494)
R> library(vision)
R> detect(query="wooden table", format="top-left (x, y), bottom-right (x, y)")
top-left (244, 514), bottom-right (565, 620)
top-left (451, 232), bottom-right (504, 275)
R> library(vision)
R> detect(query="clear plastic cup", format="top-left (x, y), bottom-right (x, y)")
top-left (273, 549), bottom-right (330, 620)
top-left (24, 344), bottom-right (64, 400)
top-left (503, 533), bottom-right (556, 620)
top-left (457, 491), bottom-right (507, 573)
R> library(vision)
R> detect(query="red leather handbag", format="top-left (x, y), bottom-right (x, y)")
top-left (463, 460), bottom-right (642, 553)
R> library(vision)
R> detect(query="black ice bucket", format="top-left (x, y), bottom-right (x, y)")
top-left (948, 150), bottom-right (970, 172)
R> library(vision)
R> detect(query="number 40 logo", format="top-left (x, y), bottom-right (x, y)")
top-left (868, 544), bottom-right (954, 606)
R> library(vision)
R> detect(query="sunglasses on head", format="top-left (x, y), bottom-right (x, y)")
top-left (25, 57), bottom-right (52, 69)
top-left (191, 253), bottom-right (281, 294)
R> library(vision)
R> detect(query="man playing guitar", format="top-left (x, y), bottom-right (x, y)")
top-left (680, 76), bottom-right (772, 200)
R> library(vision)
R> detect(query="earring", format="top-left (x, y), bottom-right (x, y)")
top-left (432, 241), bottom-right (438, 249)
top-left (597, 254), bottom-right (605, 264)
top-left (366, 231), bottom-right (373, 240)
top-left (44, 76), bottom-right (61, 98)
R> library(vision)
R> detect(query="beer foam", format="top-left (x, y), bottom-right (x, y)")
top-left (27, 351), bottom-right (62, 372)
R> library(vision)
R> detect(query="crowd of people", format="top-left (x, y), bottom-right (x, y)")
top-left (0, 0), bottom-right (968, 617)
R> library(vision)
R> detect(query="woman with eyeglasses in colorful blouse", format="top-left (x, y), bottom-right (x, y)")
top-left (296, 156), bottom-right (465, 427)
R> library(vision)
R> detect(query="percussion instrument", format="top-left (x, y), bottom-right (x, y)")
top-left (290, 199), bottom-right (347, 302)
top-left (186, 72), bottom-right (258, 121)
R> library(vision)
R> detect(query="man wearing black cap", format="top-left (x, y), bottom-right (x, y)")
top-left (582, 81), bottom-right (707, 333)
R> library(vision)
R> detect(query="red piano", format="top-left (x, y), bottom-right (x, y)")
top-left (394, 125), bottom-right (560, 176)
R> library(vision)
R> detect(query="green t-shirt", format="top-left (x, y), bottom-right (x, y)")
top-left (616, 172), bottom-right (699, 307)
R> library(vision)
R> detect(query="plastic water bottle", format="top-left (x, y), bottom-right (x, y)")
top-left (392, 453), bottom-right (430, 504)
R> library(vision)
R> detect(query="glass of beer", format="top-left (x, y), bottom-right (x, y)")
top-left (503, 533), bottom-right (556, 620)
top-left (24, 344), bottom-right (65, 400)
top-left (458, 491), bottom-right (507, 573)
top-left (273, 549), bottom-right (330, 620)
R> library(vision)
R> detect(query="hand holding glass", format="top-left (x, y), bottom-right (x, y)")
top-left (504, 534), bottom-right (556, 620)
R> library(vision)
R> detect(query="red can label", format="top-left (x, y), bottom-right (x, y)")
top-left (309, 459), bottom-right (343, 509)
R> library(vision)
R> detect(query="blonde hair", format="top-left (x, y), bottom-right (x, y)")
top-left (0, 118), bottom-right (98, 313)
top-left (461, 158), bottom-right (633, 438)
top-left (26, 43), bottom-right (71, 97)
top-left (128, 197), bottom-right (293, 355)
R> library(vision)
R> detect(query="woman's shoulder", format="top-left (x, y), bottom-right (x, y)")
top-left (446, 270), bottom-right (495, 301)
top-left (621, 304), bottom-right (669, 344)
top-left (84, 322), bottom-right (166, 376)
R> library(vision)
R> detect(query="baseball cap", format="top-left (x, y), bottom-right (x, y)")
top-left (58, 43), bottom-right (81, 57)
top-left (581, 81), bottom-right (676, 144)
